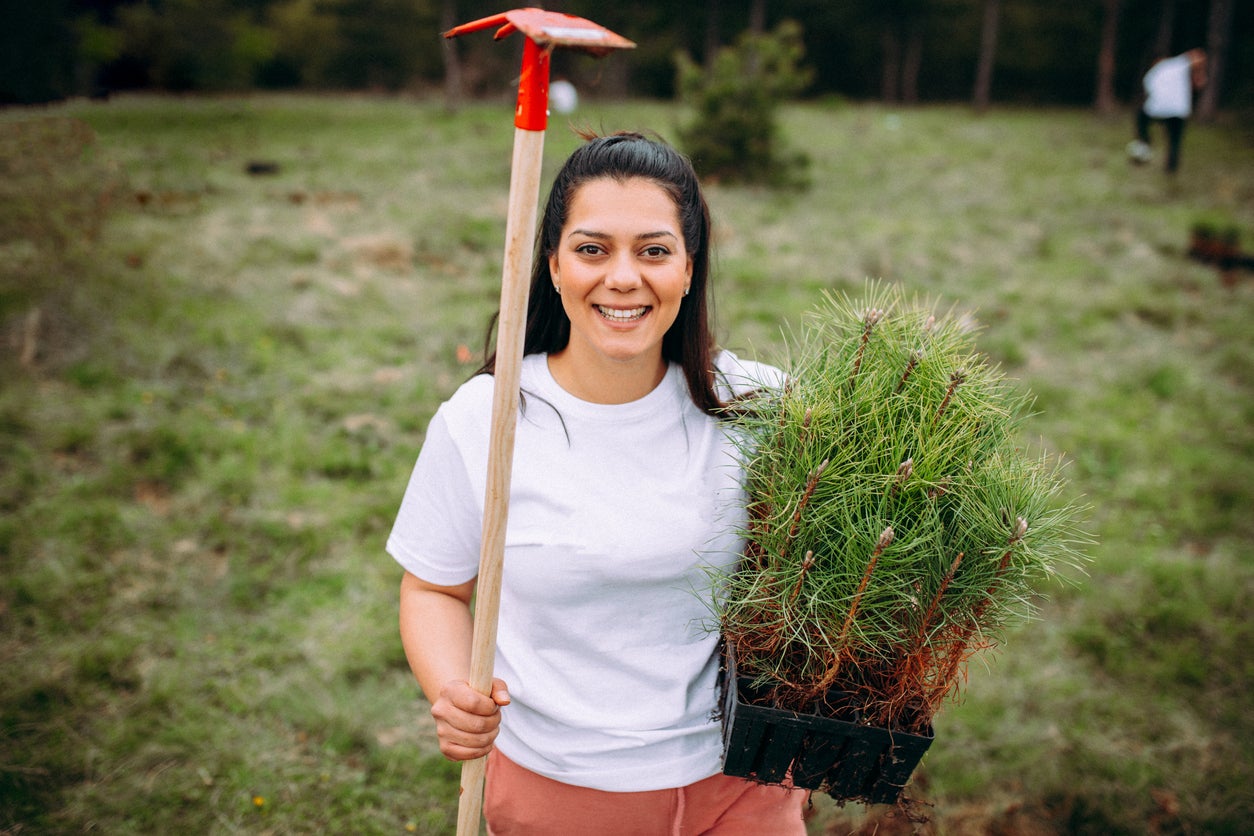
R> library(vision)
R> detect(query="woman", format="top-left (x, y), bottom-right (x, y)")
top-left (387, 131), bottom-right (805, 833)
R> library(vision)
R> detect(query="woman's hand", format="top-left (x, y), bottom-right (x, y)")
top-left (430, 677), bottom-right (511, 761)
top-left (398, 572), bottom-right (510, 760)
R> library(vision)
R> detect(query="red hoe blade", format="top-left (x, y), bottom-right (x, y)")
top-left (446, 9), bottom-right (635, 131)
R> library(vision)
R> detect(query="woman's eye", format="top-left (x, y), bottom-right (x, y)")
top-left (575, 243), bottom-right (604, 256)
top-left (642, 246), bottom-right (670, 258)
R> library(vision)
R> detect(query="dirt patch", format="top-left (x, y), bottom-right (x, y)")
top-left (339, 232), bottom-right (414, 273)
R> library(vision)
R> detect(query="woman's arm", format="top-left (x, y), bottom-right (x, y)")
top-left (398, 570), bottom-right (511, 761)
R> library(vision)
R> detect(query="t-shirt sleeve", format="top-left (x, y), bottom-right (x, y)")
top-left (385, 406), bottom-right (483, 586)
top-left (714, 349), bottom-right (787, 400)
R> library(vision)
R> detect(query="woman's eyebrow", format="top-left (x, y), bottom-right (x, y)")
top-left (567, 228), bottom-right (679, 241)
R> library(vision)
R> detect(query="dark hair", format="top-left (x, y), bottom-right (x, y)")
top-left (477, 130), bottom-right (723, 415)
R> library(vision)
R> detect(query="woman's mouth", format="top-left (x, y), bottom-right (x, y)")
top-left (596, 305), bottom-right (649, 322)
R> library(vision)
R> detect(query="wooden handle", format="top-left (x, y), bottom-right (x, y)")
top-left (456, 125), bottom-right (546, 836)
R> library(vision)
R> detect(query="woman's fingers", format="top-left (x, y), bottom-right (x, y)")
top-left (436, 725), bottom-right (497, 761)
top-left (431, 678), bottom-right (509, 761)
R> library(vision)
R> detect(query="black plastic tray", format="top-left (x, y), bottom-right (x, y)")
top-left (719, 651), bottom-right (933, 804)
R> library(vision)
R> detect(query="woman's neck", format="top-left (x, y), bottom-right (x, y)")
top-left (546, 350), bottom-right (668, 404)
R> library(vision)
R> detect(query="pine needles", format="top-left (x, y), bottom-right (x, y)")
top-left (719, 283), bottom-right (1091, 734)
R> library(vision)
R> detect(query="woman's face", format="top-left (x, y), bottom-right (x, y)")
top-left (548, 176), bottom-right (692, 379)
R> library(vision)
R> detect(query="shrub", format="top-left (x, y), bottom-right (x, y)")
top-left (676, 20), bottom-right (812, 187)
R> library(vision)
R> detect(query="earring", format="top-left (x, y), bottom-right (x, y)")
top-left (554, 284), bottom-right (561, 295)
top-left (683, 286), bottom-right (690, 296)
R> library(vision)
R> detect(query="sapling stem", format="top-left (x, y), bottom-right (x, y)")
top-left (781, 459), bottom-right (828, 561)
top-left (981, 516), bottom-right (1028, 606)
top-left (848, 308), bottom-right (883, 386)
top-left (934, 368), bottom-right (967, 424)
top-left (839, 526), bottom-right (894, 642)
top-left (919, 551), bottom-right (964, 639)
top-left (969, 518), bottom-right (1028, 624)
top-left (897, 316), bottom-right (934, 393)
top-left (745, 501), bottom-right (772, 570)
top-left (787, 550), bottom-right (816, 606)
top-left (892, 458), bottom-right (914, 496)
top-left (809, 526), bottom-right (895, 699)
top-left (933, 517), bottom-right (1029, 705)
top-left (798, 407), bottom-right (813, 446)
top-left (896, 349), bottom-right (923, 393)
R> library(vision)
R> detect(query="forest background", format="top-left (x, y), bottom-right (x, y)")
top-left (4, 0), bottom-right (1251, 115)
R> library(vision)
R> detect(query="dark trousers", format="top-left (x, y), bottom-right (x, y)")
top-left (1136, 109), bottom-right (1186, 173)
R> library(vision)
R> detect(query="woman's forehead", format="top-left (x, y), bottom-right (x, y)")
top-left (565, 177), bottom-right (681, 227)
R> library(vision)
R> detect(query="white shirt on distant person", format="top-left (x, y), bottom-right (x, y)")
top-left (1143, 54), bottom-right (1194, 119)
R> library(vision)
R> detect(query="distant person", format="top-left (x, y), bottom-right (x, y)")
top-left (1127, 49), bottom-right (1207, 174)
top-left (549, 79), bottom-right (578, 114)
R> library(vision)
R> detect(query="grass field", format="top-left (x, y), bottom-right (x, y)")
top-left (2, 94), bottom-right (1251, 834)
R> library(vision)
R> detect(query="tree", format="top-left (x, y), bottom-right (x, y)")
top-left (972, 0), bottom-right (1000, 112)
top-left (261, 0), bottom-right (338, 88)
top-left (0, 2), bottom-right (77, 103)
top-left (1095, 0), bottom-right (1122, 113)
top-left (1153, 0), bottom-right (1176, 57)
top-left (704, 0), bottom-right (723, 67)
top-left (750, 0), bottom-right (766, 34)
top-left (111, 0), bottom-right (277, 92)
top-left (900, 16), bottom-right (923, 103)
top-left (882, 22), bottom-right (901, 102)
top-left (1197, 0), bottom-right (1233, 121)
top-left (440, 0), bottom-right (462, 112)
top-left (879, 1), bottom-right (927, 104)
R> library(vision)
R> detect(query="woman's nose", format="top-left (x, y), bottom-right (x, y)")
top-left (603, 252), bottom-right (641, 290)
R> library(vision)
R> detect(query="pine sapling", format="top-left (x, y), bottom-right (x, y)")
top-left (717, 282), bottom-right (1090, 738)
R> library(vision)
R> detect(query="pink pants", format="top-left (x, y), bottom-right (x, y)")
top-left (484, 749), bottom-right (807, 835)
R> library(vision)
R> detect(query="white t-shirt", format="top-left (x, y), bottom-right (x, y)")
top-left (387, 350), bottom-right (782, 792)
top-left (1143, 54), bottom-right (1193, 119)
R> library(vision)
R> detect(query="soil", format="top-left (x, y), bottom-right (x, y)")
top-left (812, 796), bottom-right (1065, 835)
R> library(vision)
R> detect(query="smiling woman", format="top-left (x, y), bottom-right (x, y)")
top-left (505, 131), bottom-right (728, 417)
top-left (547, 177), bottom-right (693, 403)
top-left (387, 131), bottom-right (805, 834)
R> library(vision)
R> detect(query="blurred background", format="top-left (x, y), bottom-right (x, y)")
top-left (2, 2), bottom-right (1252, 835)
top-left (3, 0), bottom-right (1251, 112)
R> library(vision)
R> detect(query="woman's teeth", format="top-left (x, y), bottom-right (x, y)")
top-left (596, 305), bottom-right (648, 322)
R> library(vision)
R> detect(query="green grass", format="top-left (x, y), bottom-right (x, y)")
top-left (2, 94), bottom-right (1252, 834)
